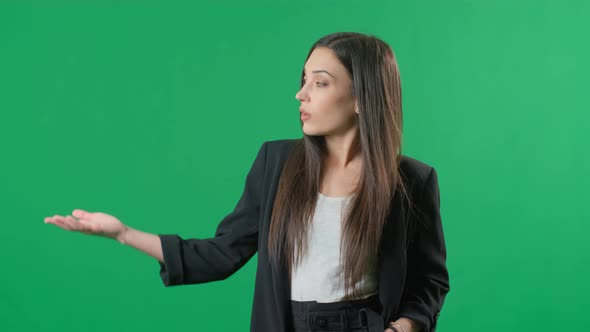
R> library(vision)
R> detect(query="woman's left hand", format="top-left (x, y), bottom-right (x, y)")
top-left (385, 317), bottom-right (419, 332)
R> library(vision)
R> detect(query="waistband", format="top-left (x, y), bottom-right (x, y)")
top-left (290, 294), bottom-right (383, 331)
top-left (290, 293), bottom-right (381, 312)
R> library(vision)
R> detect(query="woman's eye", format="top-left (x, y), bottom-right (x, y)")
top-left (302, 79), bottom-right (326, 87)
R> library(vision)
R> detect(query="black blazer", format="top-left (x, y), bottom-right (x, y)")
top-left (157, 139), bottom-right (450, 332)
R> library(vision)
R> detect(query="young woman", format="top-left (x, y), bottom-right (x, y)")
top-left (44, 32), bottom-right (450, 332)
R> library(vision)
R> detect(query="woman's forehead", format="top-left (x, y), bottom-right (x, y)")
top-left (304, 47), bottom-right (347, 78)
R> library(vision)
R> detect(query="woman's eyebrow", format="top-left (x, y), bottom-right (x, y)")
top-left (304, 69), bottom-right (335, 78)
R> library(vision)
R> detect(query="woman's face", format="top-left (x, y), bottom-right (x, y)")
top-left (295, 47), bottom-right (357, 136)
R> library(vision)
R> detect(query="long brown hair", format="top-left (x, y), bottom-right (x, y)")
top-left (268, 32), bottom-right (409, 300)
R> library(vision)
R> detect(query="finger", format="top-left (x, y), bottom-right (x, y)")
top-left (69, 215), bottom-right (91, 233)
top-left (72, 209), bottom-right (92, 220)
top-left (65, 215), bottom-right (81, 231)
top-left (60, 215), bottom-right (79, 231)
top-left (75, 217), bottom-right (98, 233)
top-left (45, 215), bottom-right (64, 225)
top-left (48, 216), bottom-right (74, 231)
top-left (45, 215), bottom-right (65, 224)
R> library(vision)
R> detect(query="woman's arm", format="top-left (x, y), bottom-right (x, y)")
top-left (44, 209), bottom-right (164, 263)
top-left (396, 167), bottom-right (450, 332)
top-left (117, 226), bottom-right (163, 263)
top-left (45, 142), bottom-right (268, 286)
top-left (156, 142), bottom-right (267, 286)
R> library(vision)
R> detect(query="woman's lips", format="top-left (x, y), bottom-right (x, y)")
top-left (300, 108), bottom-right (311, 120)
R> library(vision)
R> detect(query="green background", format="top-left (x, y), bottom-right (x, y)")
top-left (1, 1), bottom-right (588, 331)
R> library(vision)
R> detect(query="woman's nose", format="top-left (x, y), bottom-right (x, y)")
top-left (295, 87), bottom-right (307, 102)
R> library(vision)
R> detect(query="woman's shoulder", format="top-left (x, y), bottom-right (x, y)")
top-left (264, 138), bottom-right (300, 150)
top-left (398, 154), bottom-right (436, 188)
top-left (263, 138), bottom-right (301, 159)
top-left (252, 138), bottom-right (301, 169)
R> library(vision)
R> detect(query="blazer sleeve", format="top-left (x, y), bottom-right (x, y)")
top-left (156, 141), bottom-right (267, 286)
top-left (397, 167), bottom-right (450, 332)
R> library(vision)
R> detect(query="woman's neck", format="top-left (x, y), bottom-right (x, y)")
top-left (323, 128), bottom-right (361, 169)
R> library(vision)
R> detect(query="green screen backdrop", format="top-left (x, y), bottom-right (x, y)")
top-left (1, 1), bottom-right (588, 331)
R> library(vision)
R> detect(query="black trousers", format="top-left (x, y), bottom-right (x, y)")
top-left (290, 294), bottom-right (384, 332)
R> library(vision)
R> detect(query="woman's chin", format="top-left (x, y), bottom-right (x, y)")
top-left (302, 127), bottom-right (322, 136)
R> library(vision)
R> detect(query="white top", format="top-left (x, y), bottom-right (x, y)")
top-left (290, 192), bottom-right (378, 302)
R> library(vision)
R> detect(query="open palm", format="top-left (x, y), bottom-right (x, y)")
top-left (44, 209), bottom-right (126, 241)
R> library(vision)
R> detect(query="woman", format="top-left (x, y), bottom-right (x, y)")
top-left (44, 32), bottom-right (450, 332)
